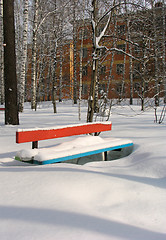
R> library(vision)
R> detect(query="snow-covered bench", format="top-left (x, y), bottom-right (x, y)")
top-left (15, 122), bottom-right (133, 165)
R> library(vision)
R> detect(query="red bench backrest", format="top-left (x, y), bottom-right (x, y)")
top-left (16, 122), bottom-right (112, 144)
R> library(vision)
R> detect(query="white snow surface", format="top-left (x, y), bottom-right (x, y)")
top-left (0, 101), bottom-right (166, 240)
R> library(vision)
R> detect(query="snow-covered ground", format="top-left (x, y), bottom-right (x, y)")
top-left (0, 101), bottom-right (166, 240)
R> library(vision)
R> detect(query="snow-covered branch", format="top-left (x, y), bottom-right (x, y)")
top-left (96, 13), bottom-right (111, 48)
top-left (107, 47), bottom-right (141, 62)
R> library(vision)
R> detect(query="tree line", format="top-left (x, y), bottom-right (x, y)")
top-left (0, 0), bottom-right (166, 124)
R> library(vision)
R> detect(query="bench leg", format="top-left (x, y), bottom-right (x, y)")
top-left (32, 141), bottom-right (38, 149)
top-left (104, 151), bottom-right (107, 161)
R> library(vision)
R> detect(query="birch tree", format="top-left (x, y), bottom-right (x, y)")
top-left (51, 1), bottom-right (58, 113)
top-left (162, 0), bottom-right (166, 103)
top-left (31, 0), bottom-right (39, 110)
top-left (130, 5), bottom-right (154, 111)
top-left (59, 42), bottom-right (63, 102)
top-left (87, 0), bottom-right (118, 122)
top-left (78, 0), bottom-right (85, 120)
top-left (106, 10), bottom-right (117, 98)
top-left (58, 9), bottom-right (65, 103)
top-left (72, 0), bottom-right (78, 104)
top-left (124, 0), bottom-right (133, 105)
top-left (151, 0), bottom-right (160, 106)
top-left (87, 0), bottom-right (148, 121)
top-left (52, 39), bottom-right (58, 113)
top-left (18, 0), bottom-right (29, 112)
top-left (87, 0), bottom-right (100, 122)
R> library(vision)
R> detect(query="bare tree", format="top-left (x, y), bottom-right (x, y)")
top-left (151, 0), bottom-right (160, 106)
top-left (78, 0), bottom-right (85, 120)
top-left (124, 0), bottom-right (133, 105)
top-left (87, 0), bottom-right (100, 122)
top-left (18, 0), bottom-right (29, 112)
top-left (52, 39), bottom-right (58, 113)
top-left (87, 0), bottom-right (120, 122)
top-left (3, 0), bottom-right (19, 124)
top-left (31, 0), bottom-right (39, 110)
top-left (72, 0), bottom-right (78, 104)
top-left (162, 0), bottom-right (166, 103)
top-left (0, 0), bottom-right (4, 105)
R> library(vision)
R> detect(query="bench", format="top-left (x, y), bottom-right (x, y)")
top-left (15, 122), bottom-right (133, 165)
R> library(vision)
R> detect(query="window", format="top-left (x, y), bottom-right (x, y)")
top-left (133, 63), bottom-right (140, 79)
top-left (79, 28), bottom-right (89, 40)
top-left (156, 41), bottom-right (163, 56)
top-left (134, 63), bottom-right (140, 72)
top-left (145, 82), bottom-right (148, 92)
top-left (116, 83), bottom-right (125, 94)
top-left (134, 82), bottom-right (140, 92)
top-left (99, 84), bottom-right (106, 92)
top-left (83, 28), bottom-right (89, 39)
top-left (117, 44), bottom-right (125, 54)
top-left (155, 17), bottom-right (163, 29)
top-left (100, 65), bottom-right (106, 75)
top-left (82, 66), bottom-right (88, 76)
top-left (117, 25), bottom-right (125, 35)
top-left (134, 45), bottom-right (140, 54)
top-left (82, 84), bottom-right (88, 95)
top-left (83, 48), bottom-right (88, 58)
top-left (116, 64), bottom-right (124, 75)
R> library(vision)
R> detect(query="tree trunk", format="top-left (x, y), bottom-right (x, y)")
top-left (106, 11), bottom-right (117, 99)
top-left (18, 0), bottom-right (28, 112)
top-left (87, 0), bottom-right (112, 122)
top-left (87, 47), bottom-right (100, 122)
top-left (87, 0), bottom-right (98, 122)
top-left (78, 0), bottom-right (85, 120)
top-left (0, 0), bottom-right (4, 105)
top-left (51, 2), bottom-right (57, 113)
top-left (3, 0), bottom-right (19, 125)
top-left (59, 19), bottom-right (63, 102)
top-left (52, 40), bottom-right (57, 113)
top-left (125, 1), bottom-right (133, 105)
top-left (129, 52), bottom-right (133, 105)
top-left (59, 45), bottom-right (63, 102)
top-left (31, 0), bottom-right (39, 110)
top-left (120, 44), bottom-right (126, 101)
top-left (73, 0), bottom-right (77, 104)
top-left (151, 2), bottom-right (160, 106)
top-left (162, 0), bottom-right (166, 103)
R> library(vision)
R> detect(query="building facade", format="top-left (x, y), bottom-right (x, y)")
top-left (26, 2), bottom-right (166, 102)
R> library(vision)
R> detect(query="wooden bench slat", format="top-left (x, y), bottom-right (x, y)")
top-left (16, 122), bottom-right (112, 144)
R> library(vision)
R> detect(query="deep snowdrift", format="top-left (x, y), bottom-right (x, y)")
top-left (0, 101), bottom-right (166, 240)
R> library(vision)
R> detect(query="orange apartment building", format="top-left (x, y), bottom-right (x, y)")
top-left (26, 3), bottom-right (166, 102)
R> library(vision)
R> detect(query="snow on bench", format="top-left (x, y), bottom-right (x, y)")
top-left (15, 122), bottom-right (133, 165)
